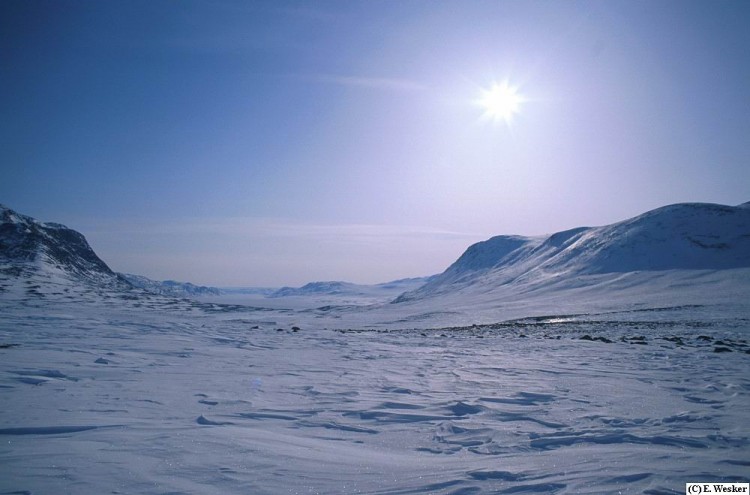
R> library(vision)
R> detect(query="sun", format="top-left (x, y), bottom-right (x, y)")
top-left (478, 82), bottom-right (525, 124)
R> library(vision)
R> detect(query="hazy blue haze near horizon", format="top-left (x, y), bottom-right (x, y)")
top-left (2, 0), bottom-right (749, 286)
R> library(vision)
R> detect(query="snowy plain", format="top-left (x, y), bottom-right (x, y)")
top-left (1, 270), bottom-right (749, 495)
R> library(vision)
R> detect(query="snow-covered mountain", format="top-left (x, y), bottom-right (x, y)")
top-left (219, 286), bottom-right (277, 296)
top-left (120, 273), bottom-right (221, 297)
top-left (396, 201), bottom-right (750, 302)
top-left (271, 281), bottom-right (358, 297)
top-left (3, 201), bottom-right (747, 316)
top-left (270, 277), bottom-right (433, 299)
top-left (0, 204), bottom-right (130, 290)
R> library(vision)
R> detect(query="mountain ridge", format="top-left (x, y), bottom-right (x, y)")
top-left (0, 204), bottom-right (130, 289)
top-left (270, 277), bottom-right (434, 298)
top-left (395, 201), bottom-right (750, 303)
top-left (119, 273), bottom-right (221, 297)
top-left (2, 201), bottom-right (748, 307)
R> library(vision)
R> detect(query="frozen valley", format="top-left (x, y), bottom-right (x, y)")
top-left (1, 202), bottom-right (749, 494)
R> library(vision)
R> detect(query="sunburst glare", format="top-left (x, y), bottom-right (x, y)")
top-left (478, 81), bottom-right (525, 124)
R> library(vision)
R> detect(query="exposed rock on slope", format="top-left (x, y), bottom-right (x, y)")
top-left (271, 281), bottom-right (357, 298)
top-left (120, 273), bottom-right (221, 297)
top-left (0, 204), bottom-right (130, 289)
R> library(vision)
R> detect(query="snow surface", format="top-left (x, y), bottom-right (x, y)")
top-left (1, 201), bottom-right (749, 494)
top-left (1, 285), bottom-right (749, 494)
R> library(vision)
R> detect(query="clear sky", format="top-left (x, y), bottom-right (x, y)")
top-left (2, 0), bottom-right (749, 286)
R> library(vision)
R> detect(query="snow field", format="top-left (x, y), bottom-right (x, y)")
top-left (1, 298), bottom-right (748, 494)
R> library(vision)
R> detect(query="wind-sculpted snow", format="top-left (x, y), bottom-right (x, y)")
top-left (1, 202), bottom-right (749, 493)
top-left (1, 292), bottom-right (748, 494)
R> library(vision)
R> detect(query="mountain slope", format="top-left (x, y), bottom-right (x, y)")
top-left (0, 205), bottom-right (130, 290)
top-left (396, 202), bottom-right (750, 302)
top-left (271, 281), bottom-right (359, 298)
top-left (269, 277), bottom-right (433, 299)
top-left (120, 273), bottom-right (221, 297)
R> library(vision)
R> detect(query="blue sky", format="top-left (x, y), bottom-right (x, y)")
top-left (2, 0), bottom-right (749, 286)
